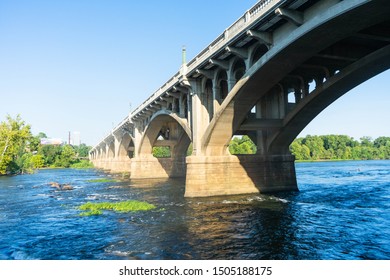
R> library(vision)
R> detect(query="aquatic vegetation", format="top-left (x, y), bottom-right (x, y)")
top-left (78, 200), bottom-right (156, 216)
top-left (87, 178), bottom-right (118, 183)
top-left (79, 209), bottom-right (103, 216)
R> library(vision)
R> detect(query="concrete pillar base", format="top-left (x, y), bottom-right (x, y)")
top-left (130, 156), bottom-right (186, 179)
top-left (110, 157), bottom-right (131, 173)
top-left (185, 154), bottom-right (298, 197)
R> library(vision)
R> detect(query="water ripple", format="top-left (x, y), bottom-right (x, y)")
top-left (0, 162), bottom-right (389, 259)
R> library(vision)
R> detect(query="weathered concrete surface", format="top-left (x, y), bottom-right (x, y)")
top-left (185, 154), bottom-right (297, 197)
top-left (109, 157), bottom-right (131, 173)
top-left (130, 156), bottom-right (186, 179)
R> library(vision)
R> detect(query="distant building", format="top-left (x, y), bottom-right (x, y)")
top-left (40, 138), bottom-right (63, 145)
top-left (71, 131), bottom-right (81, 146)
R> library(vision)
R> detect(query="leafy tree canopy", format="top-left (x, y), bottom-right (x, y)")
top-left (0, 114), bottom-right (93, 175)
top-left (0, 115), bottom-right (32, 175)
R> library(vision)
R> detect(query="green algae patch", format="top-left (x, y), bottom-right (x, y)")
top-left (78, 200), bottom-right (156, 216)
top-left (79, 209), bottom-right (103, 216)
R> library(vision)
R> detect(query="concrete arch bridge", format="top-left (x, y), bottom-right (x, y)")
top-left (90, 0), bottom-right (390, 197)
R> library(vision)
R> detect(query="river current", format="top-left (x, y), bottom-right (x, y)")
top-left (0, 160), bottom-right (389, 260)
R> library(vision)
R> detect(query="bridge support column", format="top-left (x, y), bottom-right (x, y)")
top-left (185, 154), bottom-right (298, 197)
top-left (109, 157), bottom-right (132, 173)
top-left (130, 156), bottom-right (186, 179)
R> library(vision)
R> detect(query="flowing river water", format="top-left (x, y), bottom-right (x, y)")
top-left (0, 160), bottom-right (389, 260)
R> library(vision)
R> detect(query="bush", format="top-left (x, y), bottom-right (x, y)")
top-left (71, 160), bottom-right (94, 169)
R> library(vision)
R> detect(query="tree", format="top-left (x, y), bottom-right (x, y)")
top-left (29, 132), bottom-right (48, 153)
top-left (55, 145), bottom-right (76, 167)
top-left (290, 134), bottom-right (390, 161)
top-left (229, 135), bottom-right (256, 154)
top-left (38, 144), bottom-right (62, 166)
top-left (290, 139), bottom-right (311, 160)
top-left (31, 154), bottom-right (45, 168)
top-left (302, 135), bottom-right (325, 160)
top-left (74, 143), bottom-right (91, 158)
top-left (373, 137), bottom-right (390, 148)
top-left (360, 136), bottom-right (373, 147)
top-left (152, 146), bottom-right (171, 158)
top-left (0, 115), bottom-right (32, 175)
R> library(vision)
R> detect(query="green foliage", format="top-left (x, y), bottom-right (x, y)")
top-left (38, 143), bottom-right (92, 168)
top-left (229, 135), bottom-right (257, 155)
top-left (152, 146), bottom-right (171, 158)
top-left (0, 115), bottom-right (93, 174)
top-left (290, 135), bottom-right (390, 161)
top-left (55, 145), bottom-right (76, 168)
top-left (290, 140), bottom-right (311, 160)
top-left (30, 154), bottom-right (45, 168)
top-left (14, 153), bottom-right (34, 174)
top-left (70, 160), bottom-right (94, 169)
top-left (373, 137), bottom-right (390, 148)
top-left (78, 200), bottom-right (156, 216)
top-left (74, 143), bottom-right (91, 158)
top-left (0, 115), bottom-right (33, 175)
top-left (187, 143), bottom-right (193, 156)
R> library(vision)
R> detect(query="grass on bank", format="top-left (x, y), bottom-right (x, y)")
top-left (70, 160), bottom-right (94, 169)
top-left (78, 200), bottom-right (156, 216)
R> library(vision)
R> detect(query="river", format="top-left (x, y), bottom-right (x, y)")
top-left (0, 160), bottom-right (389, 260)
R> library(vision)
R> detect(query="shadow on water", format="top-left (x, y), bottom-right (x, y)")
top-left (181, 193), bottom-right (302, 259)
top-left (105, 176), bottom-right (304, 259)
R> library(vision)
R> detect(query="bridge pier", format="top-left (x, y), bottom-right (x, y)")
top-left (130, 156), bottom-right (186, 179)
top-left (185, 154), bottom-right (298, 197)
top-left (109, 156), bottom-right (132, 173)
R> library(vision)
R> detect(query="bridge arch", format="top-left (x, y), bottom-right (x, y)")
top-left (200, 0), bottom-right (390, 156)
top-left (131, 110), bottom-right (192, 179)
top-left (137, 110), bottom-right (192, 158)
top-left (107, 141), bottom-right (115, 158)
top-left (117, 133), bottom-right (135, 159)
top-left (216, 70), bottom-right (228, 104)
top-left (249, 44), bottom-right (269, 68)
top-left (230, 58), bottom-right (246, 86)
top-left (268, 45), bottom-right (390, 154)
top-left (202, 78), bottom-right (214, 122)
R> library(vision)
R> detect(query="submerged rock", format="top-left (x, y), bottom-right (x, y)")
top-left (61, 184), bottom-right (74, 191)
top-left (48, 182), bottom-right (74, 191)
top-left (49, 182), bottom-right (61, 190)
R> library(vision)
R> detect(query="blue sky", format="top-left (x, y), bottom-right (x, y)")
top-left (1, 0), bottom-right (389, 146)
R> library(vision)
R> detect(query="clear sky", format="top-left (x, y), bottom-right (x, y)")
top-left (1, 0), bottom-right (389, 146)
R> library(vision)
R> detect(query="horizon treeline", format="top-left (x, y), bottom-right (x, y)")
top-left (227, 134), bottom-right (390, 161)
top-left (290, 135), bottom-right (390, 161)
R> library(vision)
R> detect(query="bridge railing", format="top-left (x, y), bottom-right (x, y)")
top-left (186, 0), bottom-right (281, 74)
top-left (128, 0), bottom-right (282, 121)
top-left (130, 71), bottom-right (181, 118)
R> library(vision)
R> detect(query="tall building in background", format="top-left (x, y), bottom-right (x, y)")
top-left (71, 131), bottom-right (81, 146)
